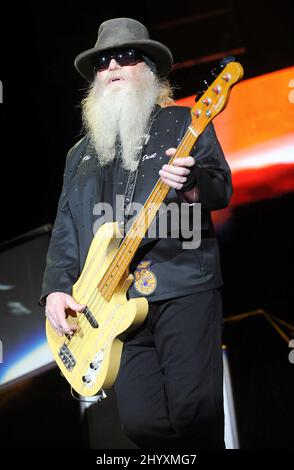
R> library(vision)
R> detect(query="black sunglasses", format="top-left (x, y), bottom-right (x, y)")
top-left (94, 48), bottom-right (144, 73)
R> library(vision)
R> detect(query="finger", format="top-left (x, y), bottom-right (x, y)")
top-left (165, 147), bottom-right (177, 157)
top-left (173, 157), bottom-right (195, 167)
top-left (45, 308), bottom-right (61, 331)
top-left (160, 175), bottom-right (183, 191)
top-left (53, 304), bottom-right (75, 334)
top-left (58, 316), bottom-right (75, 335)
top-left (65, 297), bottom-right (85, 312)
top-left (159, 169), bottom-right (187, 184)
top-left (161, 164), bottom-right (190, 176)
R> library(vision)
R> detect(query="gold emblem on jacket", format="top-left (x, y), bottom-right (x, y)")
top-left (134, 260), bottom-right (157, 295)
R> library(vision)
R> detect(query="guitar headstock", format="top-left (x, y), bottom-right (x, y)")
top-left (190, 61), bottom-right (244, 135)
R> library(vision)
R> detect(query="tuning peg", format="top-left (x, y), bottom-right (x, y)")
top-left (219, 56), bottom-right (235, 68)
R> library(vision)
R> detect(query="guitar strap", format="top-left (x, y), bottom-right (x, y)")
top-left (120, 158), bottom-right (141, 236)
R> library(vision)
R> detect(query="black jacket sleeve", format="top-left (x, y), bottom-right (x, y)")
top-left (39, 147), bottom-right (80, 306)
top-left (189, 122), bottom-right (233, 211)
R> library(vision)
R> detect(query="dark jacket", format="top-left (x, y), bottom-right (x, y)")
top-left (40, 105), bottom-right (232, 305)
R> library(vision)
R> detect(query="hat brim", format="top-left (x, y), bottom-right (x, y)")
top-left (74, 39), bottom-right (173, 81)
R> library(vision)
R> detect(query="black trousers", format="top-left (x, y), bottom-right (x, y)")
top-left (114, 288), bottom-right (225, 449)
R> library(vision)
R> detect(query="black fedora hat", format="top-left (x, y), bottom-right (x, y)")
top-left (74, 17), bottom-right (173, 81)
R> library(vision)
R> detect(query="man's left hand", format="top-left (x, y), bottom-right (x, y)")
top-left (159, 147), bottom-right (198, 203)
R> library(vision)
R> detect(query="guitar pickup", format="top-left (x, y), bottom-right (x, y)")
top-left (83, 306), bottom-right (99, 328)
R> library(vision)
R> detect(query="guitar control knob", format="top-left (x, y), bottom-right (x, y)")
top-left (90, 362), bottom-right (98, 370)
top-left (82, 375), bottom-right (91, 383)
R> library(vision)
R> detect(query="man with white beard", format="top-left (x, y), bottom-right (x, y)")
top-left (81, 52), bottom-right (163, 171)
top-left (41, 18), bottom-right (233, 449)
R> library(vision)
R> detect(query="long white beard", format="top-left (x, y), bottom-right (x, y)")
top-left (82, 65), bottom-right (160, 170)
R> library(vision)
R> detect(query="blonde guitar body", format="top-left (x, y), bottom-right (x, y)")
top-left (46, 222), bottom-right (148, 397)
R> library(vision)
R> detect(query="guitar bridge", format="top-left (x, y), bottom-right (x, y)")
top-left (58, 343), bottom-right (76, 371)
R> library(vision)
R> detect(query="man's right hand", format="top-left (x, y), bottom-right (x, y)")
top-left (45, 292), bottom-right (85, 337)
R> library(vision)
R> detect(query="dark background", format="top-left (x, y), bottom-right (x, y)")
top-left (0, 0), bottom-right (293, 449)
